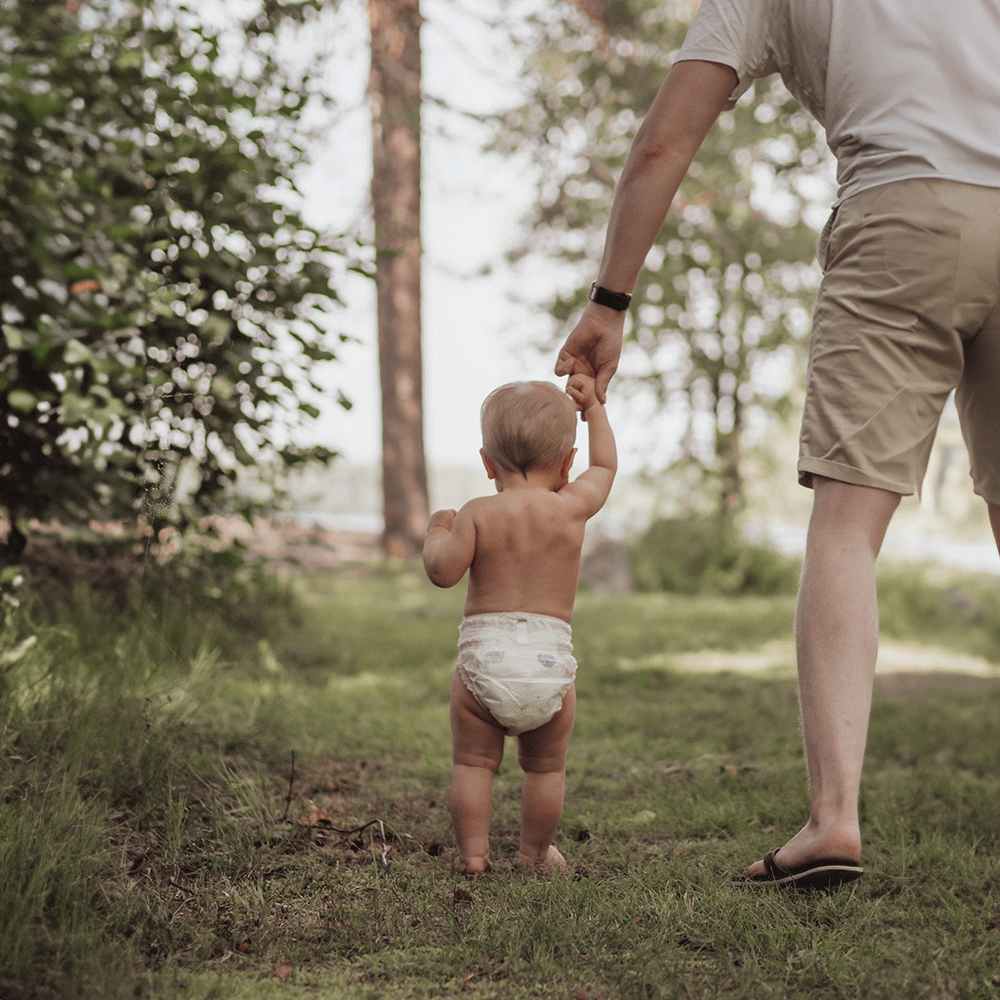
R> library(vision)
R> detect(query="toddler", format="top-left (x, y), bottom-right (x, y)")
top-left (423, 374), bottom-right (616, 873)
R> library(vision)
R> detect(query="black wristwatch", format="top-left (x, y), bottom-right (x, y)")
top-left (589, 282), bottom-right (632, 311)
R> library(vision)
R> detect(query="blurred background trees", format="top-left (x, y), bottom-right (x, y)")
top-left (495, 0), bottom-right (835, 520)
top-left (1, 0), bottom-right (844, 566)
top-left (0, 0), bottom-right (353, 555)
top-left (368, 0), bottom-right (428, 558)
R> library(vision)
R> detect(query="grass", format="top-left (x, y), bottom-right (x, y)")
top-left (2, 557), bottom-right (1000, 999)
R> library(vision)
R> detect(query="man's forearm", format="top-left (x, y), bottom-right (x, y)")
top-left (597, 143), bottom-right (693, 293)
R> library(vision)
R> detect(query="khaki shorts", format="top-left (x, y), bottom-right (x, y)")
top-left (799, 178), bottom-right (1000, 504)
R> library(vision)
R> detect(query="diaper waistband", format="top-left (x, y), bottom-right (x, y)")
top-left (458, 612), bottom-right (572, 648)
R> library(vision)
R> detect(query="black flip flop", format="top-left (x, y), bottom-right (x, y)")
top-left (737, 849), bottom-right (863, 889)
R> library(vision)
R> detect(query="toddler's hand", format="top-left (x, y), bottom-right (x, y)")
top-left (427, 508), bottom-right (457, 532)
top-left (566, 373), bottom-right (600, 415)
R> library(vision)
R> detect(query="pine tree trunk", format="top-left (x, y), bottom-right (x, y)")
top-left (368, 0), bottom-right (428, 557)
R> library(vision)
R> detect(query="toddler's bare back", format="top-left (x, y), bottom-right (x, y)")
top-left (463, 489), bottom-right (587, 623)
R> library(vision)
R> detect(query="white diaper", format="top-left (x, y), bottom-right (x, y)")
top-left (455, 612), bottom-right (577, 736)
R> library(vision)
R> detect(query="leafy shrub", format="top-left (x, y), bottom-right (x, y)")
top-left (629, 516), bottom-right (801, 596)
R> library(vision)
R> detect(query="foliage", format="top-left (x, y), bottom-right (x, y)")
top-left (0, 0), bottom-right (358, 547)
top-left (629, 514), bottom-right (801, 596)
top-left (496, 0), bottom-right (836, 515)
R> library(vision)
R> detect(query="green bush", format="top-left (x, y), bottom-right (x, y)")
top-left (629, 516), bottom-right (801, 596)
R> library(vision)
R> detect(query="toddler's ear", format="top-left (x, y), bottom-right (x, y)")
top-left (480, 448), bottom-right (497, 480)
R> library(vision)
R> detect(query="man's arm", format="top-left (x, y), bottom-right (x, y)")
top-left (422, 506), bottom-right (476, 588)
top-left (556, 59), bottom-right (739, 401)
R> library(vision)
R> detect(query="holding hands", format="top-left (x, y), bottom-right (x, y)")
top-left (565, 372), bottom-right (600, 419)
top-left (554, 303), bottom-right (624, 405)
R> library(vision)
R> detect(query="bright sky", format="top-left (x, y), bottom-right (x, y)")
top-left (297, 0), bottom-right (637, 473)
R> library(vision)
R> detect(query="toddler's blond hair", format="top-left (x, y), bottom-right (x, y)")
top-left (480, 381), bottom-right (576, 475)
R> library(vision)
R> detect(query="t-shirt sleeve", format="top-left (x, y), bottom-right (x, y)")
top-left (675, 0), bottom-right (778, 109)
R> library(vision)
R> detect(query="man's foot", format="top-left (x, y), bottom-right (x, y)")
top-left (737, 848), bottom-right (862, 889)
top-left (742, 825), bottom-right (861, 886)
top-left (515, 845), bottom-right (567, 872)
top-left (453, 854), bottom-right (492, 875)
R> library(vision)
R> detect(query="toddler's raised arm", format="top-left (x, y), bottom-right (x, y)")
top-left (564, 373), bottom-right (617, 517)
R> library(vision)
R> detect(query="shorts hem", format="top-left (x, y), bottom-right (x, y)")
top-left (797, 457), bottom-right (913, 496)
top-left (973, 485), bottom-right (1000, 508)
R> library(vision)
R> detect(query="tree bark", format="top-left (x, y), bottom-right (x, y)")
top-left (368, 0), bottom-right (428, 557)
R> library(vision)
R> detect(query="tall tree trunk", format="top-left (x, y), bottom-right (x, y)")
top-left (368, 0), bottom-right (428, 557)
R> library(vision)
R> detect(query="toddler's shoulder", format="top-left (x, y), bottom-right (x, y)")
top-left (460, 492), bottom-right (505, 523)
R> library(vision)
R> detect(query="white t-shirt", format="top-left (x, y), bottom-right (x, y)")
top-left (676, 0), bottom-right (1000, 202)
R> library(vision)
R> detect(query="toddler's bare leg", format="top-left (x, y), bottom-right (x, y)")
top-left (450, 671), bottom-right (505, 874)
top-left (516, 685), bottom-right (576, 869)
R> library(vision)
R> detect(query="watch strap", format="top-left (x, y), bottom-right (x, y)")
top-left (589, 282), bottom-right (632, 311)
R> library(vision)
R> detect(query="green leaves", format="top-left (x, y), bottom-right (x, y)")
top-left (6, 390), bottom-right (37, 414)
top-left (0, 0), bottom-right (360, 537)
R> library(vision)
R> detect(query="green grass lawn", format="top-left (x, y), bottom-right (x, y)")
top-left (2, 561), bottom-right (1000, 999)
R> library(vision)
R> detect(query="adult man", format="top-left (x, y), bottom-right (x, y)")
top-left (556, 0), bottom-right (1000, 887)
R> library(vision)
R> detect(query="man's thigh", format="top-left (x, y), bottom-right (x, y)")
top-left (798, 179), bottom-right (1000, 497)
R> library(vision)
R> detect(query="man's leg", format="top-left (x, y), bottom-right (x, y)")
top-left (988, 503), bottom-right (1000, 553)
top-left (745, 476), bottom-right (900, 877)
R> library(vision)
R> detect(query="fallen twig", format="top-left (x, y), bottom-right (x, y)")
top-left (279, 750), bottom-right (295, 823)
top-left (377, 819), bottom-right (389, 867)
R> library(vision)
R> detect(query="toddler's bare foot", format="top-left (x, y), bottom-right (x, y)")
top-left (515, 845), bottom-right (566, 872)
top-left (453, 854), bottom-right (492, 875)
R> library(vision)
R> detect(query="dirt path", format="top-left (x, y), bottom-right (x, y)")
top-left (637, 640), bottom-right (999, 680)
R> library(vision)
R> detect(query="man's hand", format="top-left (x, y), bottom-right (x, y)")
top-left (554, 302), bottom-right (624, 404)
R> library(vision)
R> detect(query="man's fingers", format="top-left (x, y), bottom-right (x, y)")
top-left (554, 352), bottom-right (573, 377)
top-left (555, 350), bottom-right (591, 378)
top-left (594, 364), bottom-right (616, 405)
